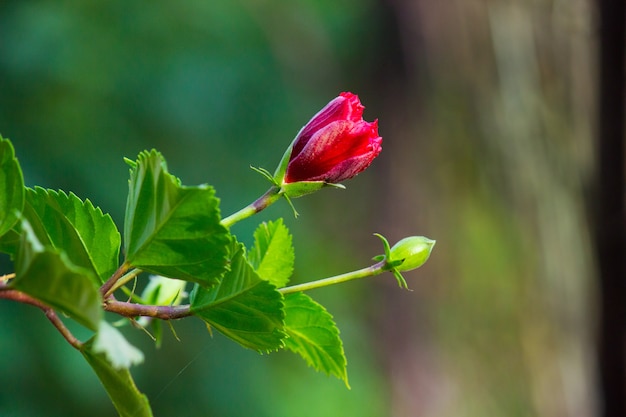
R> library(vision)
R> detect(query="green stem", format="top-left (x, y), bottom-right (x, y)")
top-left (221, 186), bottom-right (282, 228)
top-left (279, 260), bottom-right (387, 294)
top-left (105, 268), bottom-right (143, 298)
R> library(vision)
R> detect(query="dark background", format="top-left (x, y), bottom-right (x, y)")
top-left (0, 1), bottom-right (618, 416)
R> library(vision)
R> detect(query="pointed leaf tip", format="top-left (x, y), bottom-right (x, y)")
top-left (22, 187), bottom-right (121, 284)
top-left (283, 293), bottom-right (349, 387)
top-left (124, 150), bottom-right (230, 287)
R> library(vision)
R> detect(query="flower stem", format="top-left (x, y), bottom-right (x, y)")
top-left (221, 186), bottom-right (282, 228)
top-left (279, 260), bottom-right (387, 295)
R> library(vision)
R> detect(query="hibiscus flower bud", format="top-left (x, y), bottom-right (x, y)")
top-left (388, 236), bottom-right (436, 272)
top-left (282, 92), bottom-right (382, 185)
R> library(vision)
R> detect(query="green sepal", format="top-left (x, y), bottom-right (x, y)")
top-left (81, 326), bottom-right (152, 417)
top-left (272, 138), bottom-right (295, 183)
top-left (248, 219), bottom-right (294, 288)
top-left (0, 135), bottom-right (25, 237)
top-left (190, 240), bottom-right (286, 352)
top-left (373, 233), bottom-right (392, 259)
top-left (373, 234), bottom-right (436, 289)
top-left (123, 150), bottom-right (230, 288)
top-left (12, 219), bottom-right (102, 331)
top-left (280, 181), bottom-right (344, 199)
top-left (283, 292), bottom-right (349, 387)
top-left (250, 166), bottom-right (279, 187)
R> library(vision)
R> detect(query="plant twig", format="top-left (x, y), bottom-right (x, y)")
top-left (0, 289), bottom-right (83, 350)
top-left (105, 268), bottom-right (143, 298)
top-left (104, 297), bottom-right (192, 320)
top-left (100, 263), bottom-right (130, 297)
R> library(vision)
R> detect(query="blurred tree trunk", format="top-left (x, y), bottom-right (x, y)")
top-left (370, 0), bottom-right (597, 416)
top-left (596, 0), bottom-right (626, 415)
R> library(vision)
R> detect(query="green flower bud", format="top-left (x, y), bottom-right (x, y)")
top-left (388, 236), bottom-right (435, 272)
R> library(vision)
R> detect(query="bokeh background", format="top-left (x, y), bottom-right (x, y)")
top-left (0, 1), bottom-right (610, 416)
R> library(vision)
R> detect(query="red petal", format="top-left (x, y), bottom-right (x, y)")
top-left (285, 119), bottom-right (382, 183)
top-left (290, 93), bottom-right (365, 159)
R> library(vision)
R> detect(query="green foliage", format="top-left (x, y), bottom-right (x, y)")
top-left (82, 336), bottom-right (152, 417)
top-left (23, 187), bottom-right (121, 284)
top-left (283, 293), bottom-right (348, 386)
top-left (0, 226), bottom-right (20, 257)
top-left (249, 219), bottom-right (294, 288)
top-left (124, 150), bottom-right (230, 287)
top-left (12, 220), bottom-right (102, 330)
top-left (191, 240), bottom-right (286, 352)
top-left (0, 136), bottom-right (432, 416)
top-left (0, 135), bottom-right (24, 237)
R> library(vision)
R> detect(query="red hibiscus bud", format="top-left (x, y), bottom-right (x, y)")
top-left (283, 92), bottom-right (382, 184)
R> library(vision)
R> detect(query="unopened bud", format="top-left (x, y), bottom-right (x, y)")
top-left (388, 236), bottom-right (435, 272)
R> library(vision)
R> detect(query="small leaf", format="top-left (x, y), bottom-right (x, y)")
top-left (191, 240), bottom-right (286, 352)
top-left (0, 135), bottom-right (25, 237)
top-left (23, 187), bottom-right (121, 284)
top-left (12, 219), bottom-right (102, 330)
top-left (248, 219), bottom-right (294, 288)
top-left (82, 334), bottom-right (152, 417)
top-left (91, 321), bottom-right (145, 369)
top-left (283, 292), bottom-right (349, 387)
top-left (124, 150), bottom-right (230, 287)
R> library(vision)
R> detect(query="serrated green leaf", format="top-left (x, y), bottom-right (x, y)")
top-left (190, 240), bottom-right (286, 352)
top-left (0, 135), bottom-right (25, 237)
top-left (124, 150), bottom-right (230, 287)
top-left (82, 335), bottom-right (152, 417)
top-left (283, 292), bottom-right (348, 386)
top-left (12, 220), bottom-right (102, 330)
top-left (23, 187), bottom-right (121, 284)
top-left (248, 219), bottom-right (294, 288)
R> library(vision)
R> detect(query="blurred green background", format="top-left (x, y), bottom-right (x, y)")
top-left (0, 1), bottom-right (597, 416)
